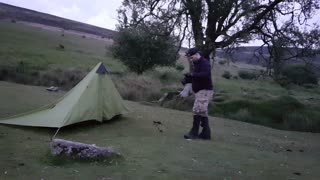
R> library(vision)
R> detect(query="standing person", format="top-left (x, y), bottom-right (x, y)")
top-left (184, 48), bottom-right (213, 140)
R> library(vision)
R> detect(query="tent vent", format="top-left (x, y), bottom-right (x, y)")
top-left (96, 63), bottom-right (108, 74)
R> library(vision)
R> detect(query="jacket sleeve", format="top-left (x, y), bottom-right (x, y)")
top-left (192, 61), bottom-right (211, 78)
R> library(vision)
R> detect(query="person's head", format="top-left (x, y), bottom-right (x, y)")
top-left (185, 48), bottom-right (201, 61)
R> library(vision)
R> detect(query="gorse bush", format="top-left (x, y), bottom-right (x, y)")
top-left (280, 65), bottom-right (318, 85)
top-left (238, 70), bottom-right (257, 80)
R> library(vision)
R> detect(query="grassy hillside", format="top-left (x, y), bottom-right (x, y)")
top-left (1, 20), bottom-right (320, 133)
top-left (0, 81), bottom-right (320, 180)
top-left (0, 21), bottom-right (122, 70)
top-left (0, 21), bottom-right (126, 89)
top-left (0, 2), bottom-right (116, 38)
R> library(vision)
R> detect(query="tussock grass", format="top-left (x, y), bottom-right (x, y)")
top-left (112, 73), bottom-right (164, 101)
top-left (209, 95), bottom-right (320, 132)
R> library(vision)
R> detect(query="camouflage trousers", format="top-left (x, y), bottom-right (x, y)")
top-left (192, 90), bottom-right (214, 117)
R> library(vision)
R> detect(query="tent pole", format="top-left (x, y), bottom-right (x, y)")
top-left (51, 127), bottom-right (61, 140)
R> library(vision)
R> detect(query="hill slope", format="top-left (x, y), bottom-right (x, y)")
top-left (1, 2), bottom-right (319, 72)
top-left (0, 2), bottom-right (116, 39)
top-left (0, 81), bottom-right (319, 180)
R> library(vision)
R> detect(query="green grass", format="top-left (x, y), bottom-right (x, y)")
top-left (209, 95), bottom-right (320, 132)
top-left (1, 81), bottom-right (320, 179)
top-left (0, 21), bottom-right (125, 71)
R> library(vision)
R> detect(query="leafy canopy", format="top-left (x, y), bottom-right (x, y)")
top-left (111, 24), bottom-right (178, 74)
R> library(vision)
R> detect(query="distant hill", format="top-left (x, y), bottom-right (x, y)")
top-left (0, 2), bottom-right (116, 39)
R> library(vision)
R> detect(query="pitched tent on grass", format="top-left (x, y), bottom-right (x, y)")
top-left (0, 62), bottom-right (129, 128)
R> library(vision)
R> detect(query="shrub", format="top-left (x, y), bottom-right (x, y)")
top-left (111, 24), bottom-right (178, 74)
top-left (175, 64), bottom-right (185, 72)
top-left (222, 71), bottom-right (231, 79)
top-left (238, 70), bottom-right (257, 80)
top-left (280, 65), bottom-right (318, 85)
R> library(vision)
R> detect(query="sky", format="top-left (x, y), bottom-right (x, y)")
top-left (1, 0), bottom-right (320, 46)
top-left (0, 0), bottom-right (122, 30)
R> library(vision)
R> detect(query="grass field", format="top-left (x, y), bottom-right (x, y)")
top-left (1, 81), bottom-right (320, 180)
top-left (0, 20), bottom-right (320, 179)
top-left (0, 21), bottom-right (124, 71)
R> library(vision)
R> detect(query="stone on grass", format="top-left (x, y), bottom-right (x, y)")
top-left (50, 138), bottom-right (120, 159)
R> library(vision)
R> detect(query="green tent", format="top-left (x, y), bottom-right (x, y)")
top-left (0, 62), bottom-right (129, 128)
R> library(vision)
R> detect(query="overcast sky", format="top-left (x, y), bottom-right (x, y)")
top-left (0, 0), bottom-right (122, 30)
top-left (1, 0), bottom-right (320, 46)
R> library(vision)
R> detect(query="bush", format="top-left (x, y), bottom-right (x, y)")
top-left (175, 64), bottom-right (185, 72)
top-left (111, 24), bottom-right (178, 74)
top-left (222, 71), bottom-right (231, 79)
top-left (280, 65), bottom-right (318, 85)
top-left (238, 70), bottom-right (257, 80)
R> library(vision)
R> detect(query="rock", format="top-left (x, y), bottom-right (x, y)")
top-left (50, 139), bottom-right (120, 159)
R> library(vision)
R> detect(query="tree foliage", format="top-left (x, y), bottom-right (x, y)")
top-left (252, 1), bottom-right (320, 81)
top-left (111, 24), bottom-right (179, 74)
top-left (117, 0), bottom-right (320, 60)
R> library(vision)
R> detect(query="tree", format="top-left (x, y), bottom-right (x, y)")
top-left (117, 0), bottom-right (319, 65)
top-left (111, 23), bottom-right (178, 74)
top-left (253, 6), bottom-right (320, 82)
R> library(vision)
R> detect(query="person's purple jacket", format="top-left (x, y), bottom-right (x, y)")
top-left (192, 57), bottom-right (213, 93)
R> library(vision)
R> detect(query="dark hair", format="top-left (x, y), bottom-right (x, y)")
top-left (185, 48), bottom-right (199, 57)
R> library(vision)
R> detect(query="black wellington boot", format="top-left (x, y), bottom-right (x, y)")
top-left (199, 116), bottom-right (211, 140)
top-left (184, 115), bottom-right (201, 139)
